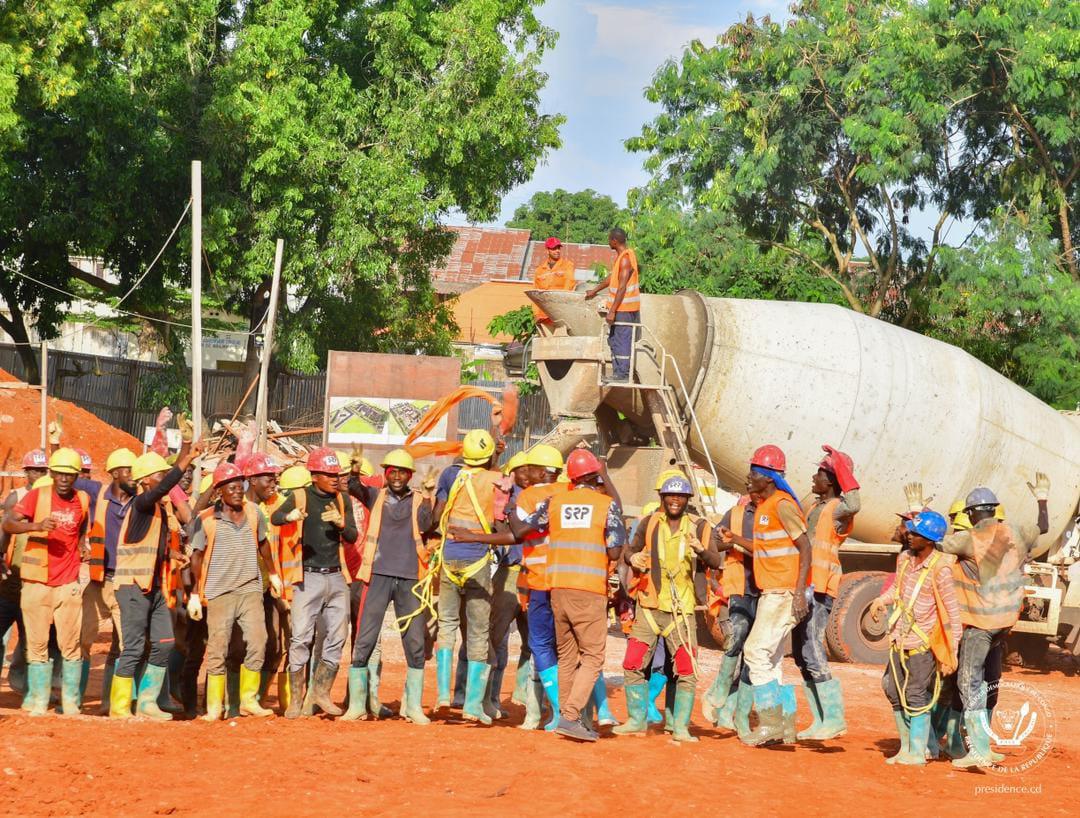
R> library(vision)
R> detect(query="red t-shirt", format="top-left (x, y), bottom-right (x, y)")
top-left (14, 488), bottom-right (88, 586)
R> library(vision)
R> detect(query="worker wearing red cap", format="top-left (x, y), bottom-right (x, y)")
top-left (791, 444), bottom-right (861, 741)
top-left (270, 447), bottom-right (357, 718)
top-left (532, 237), bottom-right (577, 326)
top-left (188, 462), bottom-right (283, 720)
top-left (516, 448), bottom-right (627, 742)
top-left (715, 444), bottom-right (810, 746)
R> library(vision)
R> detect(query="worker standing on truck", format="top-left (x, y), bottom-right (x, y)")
top-left (532, 237), bottom-right (578, 328)
top-left (792, 444), bottom-right (860, 740)
top-left (584, 227), bottom-right (640, 382)
top-left (869, 509), bottom-right (961, 766)
top-left (715, 445), bottom-right (810, 747)
top-left (938, 476), bottom-right (1049, 768)
top-left (617, 475), bottom-right (722, 742)
top-left (516, 449), bottom-right (627, 742)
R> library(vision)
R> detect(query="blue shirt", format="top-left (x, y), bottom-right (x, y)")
top-left (436, 464), bottom-right (488, 562)
top-left (74, 476), bottom-right (103, 525)
top-left (101, 487), bottom-right (133, 576)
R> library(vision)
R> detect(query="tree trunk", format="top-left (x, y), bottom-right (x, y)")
top-left (0, 289), bottom-right (41, 383)
top-left (240, 278), bottom-right (272, 415)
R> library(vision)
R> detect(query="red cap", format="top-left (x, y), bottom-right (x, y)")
top-left (243, 452), bottom-right (281, 478)
top-left (544, 237), bottom-right (561, 250)
top-left (566, 449), bottom-right (602, 482)
top-left (306, 447), bottom-right (342, 475)
top-left (212, 462), bottom-right (244, 487)
top-left (75, 448), bottom-right (92, 470)
top-left (22, 449), bottom-right (48, 469)
top-left (750, 444), bottom-right (786, 472)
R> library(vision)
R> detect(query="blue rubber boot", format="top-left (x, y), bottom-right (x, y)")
top-left (538, 665), bottom-right (560, 731)
top-left (25, 661), bottom-right (51, 716)
top-left (136, 665), bottom-right (172, 720)
top-left (898, 713), bottom-right (930, 766)
top-left (647, 672), bottom-right (667, 725)
top-left (780, 684), bottom-right (797, 743)
top-left (715, 687), bottom-right (739, 730)
top-left (436, 647), bottom-right (453, 709)
top-left (612, 683), bottom-right (648, 735)
top-left (742, 681), bottom-right (784, 746)
top-left (462, 661), bottom-right (492, 725)
top-left (800, 677), bottom-right (846, 739)
top-left (451, 650), bottom-right (468, 708)
top-left (402, 666), bottom-right (431, 725)
top-left (340, 667), bottom-right (369, 721)
top-left (953, 709), bottom-right (995, 768)
top-left (60, 659), bottom-right (84, 716)
top-left (733, 682), bottom-right (754, 740)
top-left (593, 673), bottom-right (619, 727)
top-left (886, 710), bottom-right (909, 764)
top-left (943, 709), bottom-right (967, 759)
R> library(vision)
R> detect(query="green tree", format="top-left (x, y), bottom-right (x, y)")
top-left (507, 188), bottom-right (625, 245)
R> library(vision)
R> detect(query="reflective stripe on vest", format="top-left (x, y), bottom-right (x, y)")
top-left (547, 489), bottom-right (613, 595)
top-left (809, 497), bottom-right (852, 599)
top-left (951, 521), bottom-right (1025, 629)
top-left (607, 248), bottom-right (640, 312)
top-left (87, 484), bottom-right (111, 582)
top-left (517, 482), bottom-right (565, 592)
top-left (357, 489), bottom-right (426, 584)
top-left (722, 498), bottom-right (750, 598)
top-left (114, 496), bottom-right (178, 593)
top-left (632, 512), bottom-right (707, 609)
top-left (752, 490), bottom-right (803, 593)
top-left (196, 502), bottom-right (262, 597)
top-left (20, 488), bottom-right (90, 585)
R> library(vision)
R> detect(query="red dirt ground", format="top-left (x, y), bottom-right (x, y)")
top-left (1, 631), bottom-right (1074, 818)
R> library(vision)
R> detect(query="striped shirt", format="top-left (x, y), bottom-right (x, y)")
top-left (881, 551), bottom-right (962, 651)
top-left (191, 509), bottom-right (267, 600)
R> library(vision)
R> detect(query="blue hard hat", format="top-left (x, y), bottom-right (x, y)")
top-left (905, 510), bottom-right (948, 543)
top-left (659, 476), bottom-right (693, 496)
top-left (963, 486), bottom-right (999, 511)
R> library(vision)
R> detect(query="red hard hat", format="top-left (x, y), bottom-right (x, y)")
top-left (75, 448), bottom-right (92, 470)
top-left (212, 462), bottom-right (244, 487)
top-left (750, 444), bottom-right (786, 471)
top-left (22, 449), bottom-right (48, 469)
top-left (306, 447), bottom-right (342, 475)
top-left (243, 452), bottom-right (281, 478)
top-left (566, 449), bottom-right (602, 482)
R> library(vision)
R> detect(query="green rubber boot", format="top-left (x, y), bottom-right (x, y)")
top-left (401, 666), bottom-right (431, 725)
top-left (953, 709), bottom-right (995, 768)
top-left (60, 659), bottom-right (84, 716)
top-left (462, 661), bottom-right (492, 725)
top-left (733, 682), bottom-right (754, 740)
top-left (797, 680), bottom-right (825, 739)
top-left (780, 684), bottom-right (797, 744)
top-left (886, 710), bottom-right (909, 764)
top-left (612, 683), bottom-right (649, 735)
top-left (485, 666), bottom-right (507, 720)
top-left (799, 678), bottom-right (847, 740)
top-left (136, 665), bottom-right (172, 720)
top-left (435, 647), bottom-right (453, 709)
top-left (340, 667), bottom-right (369, 721)
top-left (943, 708), bottom-right (967, 760)
top-left (78, 659), bottom-right (90, 704)
top-left (367, 661), bottom-right (393, 719)
top-left (671, 688), bottom-right (699, 743)
top-left (518, 670), bottom-right (543, 730)
top-left (715, 688), bottom-right (739, 730)
top-left (703, 654), bottom-right (739, 723)
top-left (897, 713), bottom-right (930, 766)
top-left (512, 657), bottom-right (531, 706)
top-left (25, 661), bottom-right (51, 717)
top-left (742, 682), bottom-right (785, 746)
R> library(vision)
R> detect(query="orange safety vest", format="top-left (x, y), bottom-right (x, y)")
top-left (195, 501), bottom-right (264, 597)
top-left (607, 248), bottom-right (640, 312)
top-left (445, 467), bottom-right (501, 534)
top-left (114, 495), bottom-right (181, 600)
top-left (629, 511), bottom-right (710, 608)
top-left (2, 487), bottom-right (29, 569)
top-left (87, 484), bottom-right (116, 582)
top-left (516, 482), bottom-right (566, 592)
top-left (356, 488), bottom-right (429, 584)
top-left (275, 489), bottom-right (353, 596)
top-left (20, 488), bottom-right (90, 584)
top-left (809, 497), bottom-right (853, 599)
top-left (546, 487), bottom-right (614, 596)
top-left (752, 490), bottom-right (803, 593)
top-left (532, 258), bottom-right (577, 320)
top-left (721, 497), bottom-right (752, 598)
top-left (952, 521), bottom-right (1026, 631)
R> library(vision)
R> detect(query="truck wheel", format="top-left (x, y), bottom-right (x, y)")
top-left (826, 573), bottom-right (889, 665)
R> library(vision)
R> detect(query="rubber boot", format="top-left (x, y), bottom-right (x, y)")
top-left (511, 657), bottom-right (531, 706)
top-left (733, 682), bottom-right (754, 740)
top-left (156, 669), bottom-right (182, 715)
top-left (797, 679), bottom-right (825, 739)
top-left (436, 647), bottom-right (453, 709)
top-left (340, 667), bottom-right (370, 721)
top-left (613, 683), bottom-right (649, 736)
top-left (109, 674), bottom-right (134, 720)
top-left (25, 661), bottom-right (51, 717)
top-left (276, 671), bottom-right (291, 715)
top-left (303, 661), bottom-right (343, 717)
top-left (593, 673), bottom-right (619, 727)
top-left (886, 710), bottom-right (909, 764)
top-left (926, 712), bottom-right (941, 760)
top-left (60, 659), bottom-right (83, 716)
top-left (646, 672), bottom-right (667, 725)
top-left (485, 666), bottom-right (507, 720)
top-left (781, 684), bottom-right (797, 743)
top-left (953, 709), bottom-right (995, 768)
top-left (136, 665), bottom-right (172, 720)
top-left (166, 649), bottom-right (185, 711)
top-left (715, 688), bottom-right (739, 730)
top-left (742, 681), bottom-right (785, 746)
top-left (943, 709), bottom-right (967, 760)
top-left (225, 670), bottom-right (241, 718)
top-left (897, 713), bottom-right (930, 765)
top-left (462, 660), bottom-right (493, 725)
top-left (518, 671), bottom-right (543, 730)
top-left (703, 653), bottom-right (739, 723)
top-left (451, 651), bottom-right (467, 708)
top-left (538, 665), bottom-right (560, 731)
top-left (78, 658), bottom-right (90, 705)
top-left (367, 661), bottom-right (393, 719)
top-left (98, 659), bottom-right (116, 716)
top-left (671, 688), bottom-right (699, 743)
top-left (284, 669), bottom-right (306, 719)
top-left (799, 677), bottom-right (846, 739)
top-left (239, 666), bottom-right (273, 717)
top-left (402, 666), bottom-right (431, 725)
top-left (8, 646), bottom-right (27, 696)
top-left (203, 673), bottom-right (226, 722)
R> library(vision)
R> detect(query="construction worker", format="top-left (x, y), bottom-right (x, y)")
top-left (869, 509), bottom-right (961, 765)
top-left (715, 445), bottom-right (810, 747)
top-left (617, 475), bottom-right (721, 742)
top-left (109, 441), bottom-right (203, 719)
top-left (584, 227), bottom-right (640, 382)
top-left (791, 444), bottom-right (860, 740)
top-left (938, 476), bottom-right (1049, 768)
top-left (431, 429), bottom-right (502, 724)
top-left (188, 462), bottom-right (283, 720)
top-left (947, 500), bottom-right (973, 533)
top-left (701, 491), bottom-right (758, 738)
top-left (343, 448), bottom-right (435, 724)
top-left (81, 447), bottom-right (137, 713)
top-left (270, 447), bottom-right (357, 719)
top-left (532, 237), bottom-right (578, 328)
top-left (516, 449), bottom-right (626, 742)
top-left (2, 448), bottom-right (91, 715)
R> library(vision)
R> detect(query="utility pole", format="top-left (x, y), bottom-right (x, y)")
top-left (191, 160), bottom-right (203, 488)
top-left (39, 342), bottom-right (48, 450)
top-left (254, 239), bottom-right (284, 451)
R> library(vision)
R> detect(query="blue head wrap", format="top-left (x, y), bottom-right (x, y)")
top-left (750, 465), bottom-right (802, 509)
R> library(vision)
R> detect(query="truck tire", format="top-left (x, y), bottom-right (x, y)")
top-left (826, 573), bottom-right (890, 665)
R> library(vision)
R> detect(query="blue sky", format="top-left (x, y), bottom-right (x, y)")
top-left (489, 0), bottom-right (788, 225)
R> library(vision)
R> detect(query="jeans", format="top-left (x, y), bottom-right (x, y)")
top-left (743, 591), bottom-right (796, 686)
top-left (288, 571), bottom-right (349, 673)
top-left (116, 584), bottom-right (174, 676)
top-left (726, 592), bottom-right (758, 684)
top-left (527, 590), bottom-right (558, 671)
top-left (488, 564), bottom-right (522, 670)
top-left (607, 311), bottom-right (640, 381)
top-left (437, 560), bottom-right (492, 662)
top-left (352, 574), bottom-right (427, 670)
top-left (205, 590), bottom-right (266, 675)
top-left (791, 591), bottom-right (833, 683)
top-left (882, 648), bottom-right (937, 711)
top-left (957, 626), bottom-right (1006, 712)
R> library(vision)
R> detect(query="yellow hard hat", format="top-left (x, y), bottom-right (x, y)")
top-left (381, 449), bottom-right (415, 472)
top-left (32, 475), bottom-right (53, 490)
top-left (654, 469), bottom-right (685, 491)
top-left (556, 472), bottom-right (570, 484)
top-left (642, 501), bottom-right (660, 516)
top-left (524, 444), bottom-right (564, 471)
top-left (132, 451), bottom-right (171, 482)
top-left (279, 465), bottom-right (312, 491)
top-left (199, 474), bottom-right (214, 494)
top-left (952, 511), bottom-right (973, 531)
top-left (105, 448), bottom-right (137, 473)
top-left (948, 500), bottom-right (965, 517)
top-left (462, 429), bottom-right (496, 465)
top-left (504, 452), bottom-right (528, 475)
top-left (48, 447), bottom-right (82, 475)
top-left (995, 504), bottom-right (1005, 520)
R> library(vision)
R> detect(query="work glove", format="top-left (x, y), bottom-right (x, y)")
top-left (321, 506), bottom-right (345, 529)
top-left (1027, 472), bottom-right (1050, 502)
top-left (822, 444), bottom-right (860, 492)
top-left (419, 467), bottom-right (437, 495)
top-left (285, 508), bottom-right (305, 523)
top-left (903, 482), bottom-right (926, 514)
top-left (47, 419), bottom-right (63, 446)
top-left (177, 412), bottom-right (194, 443)
top-left (187, 594), bottom-right (203, 622)
top-left (629, 551), bottom-right (650, 572)
top-left (268, 574), bottom-right (284, 599)
top-left (155, 406), bottom-right (174, 430)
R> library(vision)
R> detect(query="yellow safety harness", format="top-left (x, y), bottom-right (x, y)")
top-left (887, 551), bottom-right (943, 716)
top-left (641, 516), bottom-right (699, 676)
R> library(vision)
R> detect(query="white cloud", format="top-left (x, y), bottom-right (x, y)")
top-left (585, 3), bottom-right (717, 71)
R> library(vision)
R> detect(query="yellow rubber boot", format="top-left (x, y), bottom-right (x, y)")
top-left (109, 675), bottom-right (134, 720)
top-left (277, 671), bottom-right (291, 714)
top-left (204, 673), bottom-right (226, 721)
top-left (239, 667), bottom-right (274, 717)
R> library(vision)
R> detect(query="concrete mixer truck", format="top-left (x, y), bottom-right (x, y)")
top-left (524, 288), bottom-right (1080, 667)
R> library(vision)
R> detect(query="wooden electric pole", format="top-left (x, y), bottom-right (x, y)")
top-left (254, 239), bottom-right (283, 451)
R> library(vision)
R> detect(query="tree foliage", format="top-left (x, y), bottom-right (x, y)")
top-left (507, 188), bottom-right (625, 245)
